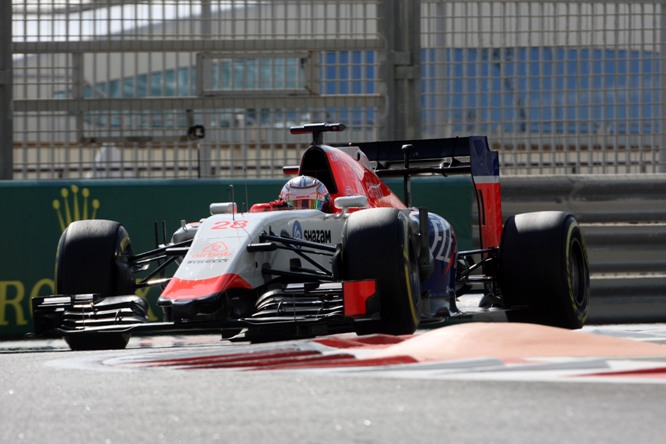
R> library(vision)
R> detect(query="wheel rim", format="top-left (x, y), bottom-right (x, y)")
top-left (569, 237), bottom-right (588, 307)
top-left (408, 242), bottom-right (421, 308)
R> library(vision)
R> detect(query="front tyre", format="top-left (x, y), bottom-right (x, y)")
top-left (342, 208), bottom-right (421, 335)
top-left (56, 219), bottom-right (135, 297)
top-left (499, 211), bottom-right (590, 329)
top-left (64, 332), bottom-right (131, 351)
top-left (56, 219), bottom-right (136, 350)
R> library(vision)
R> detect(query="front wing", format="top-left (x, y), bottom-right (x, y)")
top-left (31, 280), bottom-right (384, 342)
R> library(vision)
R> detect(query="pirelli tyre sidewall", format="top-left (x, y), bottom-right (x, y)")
top-left (55, 219), bottom-right (135, 350)
top-left (342, 208), bottom-right (421, 335)
top-left (499, 211), bottom-right (590, 329)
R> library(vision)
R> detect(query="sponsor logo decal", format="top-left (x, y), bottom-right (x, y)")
top-left (292, 220), bottom-right (303, 240)
top-left (192, 241), bottom-right (233, 259)
top-left (303, 229), bottom-right (332, 244)
top-left (52, 185), bottom-right (100, 231)
top-left (363, 178), bottom-right (384, 200)
top-left (429, 217), bottom-right (453, 263)
top-left (187, 258), bottom-right (230, 265)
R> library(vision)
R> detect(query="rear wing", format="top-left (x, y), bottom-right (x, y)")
top-left (288, 124), bottom-right (502, 250)
top-left (334, 136), bottom-right (502, 250)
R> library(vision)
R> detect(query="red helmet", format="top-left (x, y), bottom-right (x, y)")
top-left (279, 176), bottom-right (330, 210)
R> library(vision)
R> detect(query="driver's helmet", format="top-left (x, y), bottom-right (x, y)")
top-left (279, 176), bottom-right (330, 210)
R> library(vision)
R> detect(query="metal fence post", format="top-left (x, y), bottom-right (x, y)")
top-left (380, 0), bottom-right (421, 140)
top-left (0, 1), bottom-right (13, 180)
top-left (661, 1), bottom-right (666, 172)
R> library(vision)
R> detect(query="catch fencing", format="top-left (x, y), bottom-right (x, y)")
top-left (5, 0), bottom-right (666, 179)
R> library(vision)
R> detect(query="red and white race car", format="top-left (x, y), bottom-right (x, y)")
top-left (32, 123), bottom-right (590, 350)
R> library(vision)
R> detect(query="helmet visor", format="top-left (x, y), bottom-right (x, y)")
top-left (288, 199), bottom-right (325, 210)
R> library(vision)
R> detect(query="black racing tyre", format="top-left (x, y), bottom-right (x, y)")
top-left (499, 211), bottom-right (590, 329)
top-left (64, 333), bottom-right (132, 351)
top-left (342, 208), bottom-right (421, 335)
top-left (56, 219), bottom-right (135, 350)
top-left (56, 219), bottom-right (135, 296)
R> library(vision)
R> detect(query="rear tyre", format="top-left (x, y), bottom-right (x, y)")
top-left (342, 208), bottom-right (421, 335)
top-left (56, 219), bottom-right (135, 350)
top-left (499, 211), bottom-right (590, 329)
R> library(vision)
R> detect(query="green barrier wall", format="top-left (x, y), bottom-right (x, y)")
top-left (0, 177), bottom-right (472, 338)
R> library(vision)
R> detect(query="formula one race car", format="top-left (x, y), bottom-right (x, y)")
top-left (32, 123), bottom-right (590, 350)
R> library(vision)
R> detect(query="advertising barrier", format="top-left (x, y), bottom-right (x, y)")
top-left (0, 177), bottom-right (472, 338)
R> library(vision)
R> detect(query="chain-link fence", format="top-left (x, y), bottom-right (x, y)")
top-left (421, 1), bottom-right (666, 174)
top-left (10, 1), bottom-right (384, 179)
top-left (6, 0), bottom-right (666, 179)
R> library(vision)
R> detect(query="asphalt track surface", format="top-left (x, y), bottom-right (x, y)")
top-left (3, 322), bottom-right (666, 444)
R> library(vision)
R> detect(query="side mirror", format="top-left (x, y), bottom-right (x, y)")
top-left (334, 195), bottom-right (368, 211)
top-left (210, 202), bottom-right (237, 215)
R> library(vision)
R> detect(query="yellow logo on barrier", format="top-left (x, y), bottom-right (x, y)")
top-left (49, 185), bottom-right (158, 321)
top-left (52, 185), bottom-right (101, 231)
